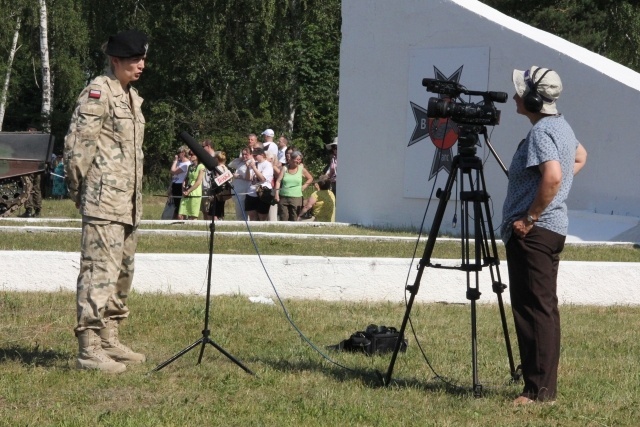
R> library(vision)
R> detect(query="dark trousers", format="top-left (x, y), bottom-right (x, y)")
top-left (277, 195), bottom-right (303, 221)
top-left (171, 183), bottom-right (183, 218)
top-left (506, 225), bottom-right (565, 401)
top-left (213, 197), bottom-right (225, 219)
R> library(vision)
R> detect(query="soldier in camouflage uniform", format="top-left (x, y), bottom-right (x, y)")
top-left (21, 125), bottom-right (43, 217)
top-left (64, 30), bottom-right (149, 374)
top-left (21, 174), bottom-right (42, 217)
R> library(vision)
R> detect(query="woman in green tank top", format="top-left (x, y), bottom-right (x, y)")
top-left (274, 151), bottom-right (313, 221)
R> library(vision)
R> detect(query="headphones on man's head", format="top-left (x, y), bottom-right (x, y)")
top-left (523, 68), bottom-right (553, 113)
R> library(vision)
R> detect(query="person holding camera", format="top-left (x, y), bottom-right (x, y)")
top-left (503, 66), bottom-right (587, 405)
top-left (170, 146), bottom-right (191, 218)
top-left (244, 147), bottom-right (273, 221)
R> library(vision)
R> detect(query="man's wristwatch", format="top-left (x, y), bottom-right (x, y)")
top-left (526, 213), bottom-right (536, 225)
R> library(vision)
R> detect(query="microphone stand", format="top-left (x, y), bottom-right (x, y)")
top-left (153, 170), bottom-right (253, 375)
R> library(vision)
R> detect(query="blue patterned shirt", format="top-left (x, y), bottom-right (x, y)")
top-left (501, 114), bottom-right (578, 243)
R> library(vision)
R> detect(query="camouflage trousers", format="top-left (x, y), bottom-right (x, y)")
top-left (75, 217), bottom-right (138, 332)
top-left (24, 174), bottom-right (42, 210)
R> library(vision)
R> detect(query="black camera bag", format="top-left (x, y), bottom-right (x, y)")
top-left (334, 324), bottom-right (408, 356)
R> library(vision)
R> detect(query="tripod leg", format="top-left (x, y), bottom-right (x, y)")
top-left (152, 338), bottom-right (204, 372)
top-left (205, 338), bottom-right (255, 375)
top-left (470, 299), bottom-right (482, 397)
top-left (494, 290), bottom-right (519, 381)
top-left (475, 168), bottom-right (519, 381)
top-left (461, 171), bottom-right (484, 397)
top-left (383, 279), bottom-right (419, 386)
top-left (383, 157), bottom-right (460, 386)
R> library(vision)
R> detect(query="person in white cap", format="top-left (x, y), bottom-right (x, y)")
top-left (261, 128), bottom-right (279, 160)
top-left (502, 66), bottom-right (587, 405)
top-left (324, 137), bottom-right (338, 194)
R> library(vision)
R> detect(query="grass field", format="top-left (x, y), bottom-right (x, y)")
top-left (1, 196), bottom-right (640, 426)
top-left (1, 292), bottom-right (639, 426)
top-left (2, 197), bottom-right (640, 261)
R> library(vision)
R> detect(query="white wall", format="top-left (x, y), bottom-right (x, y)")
top-left (3, 251), bottom-right (639, 306)
top-left (337, 0), bottom-right (640, 232)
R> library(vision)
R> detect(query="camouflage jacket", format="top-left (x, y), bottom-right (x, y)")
top-left (64, 71), bottom-right (145, 226)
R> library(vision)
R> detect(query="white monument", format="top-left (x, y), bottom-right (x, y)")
top-left (337, 0), bottom-right (640, 239)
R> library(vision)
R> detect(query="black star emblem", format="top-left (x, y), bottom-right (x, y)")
top-left (408, 65), bottom-right (477, 182)
top-left (408, 102), bottom-right (429, 147)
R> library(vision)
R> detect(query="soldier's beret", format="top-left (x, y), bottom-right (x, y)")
top-left (105, 30), bottom-right (149, 58)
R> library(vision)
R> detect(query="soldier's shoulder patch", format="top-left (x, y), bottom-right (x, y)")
top-left (89, 89), bottom-right (102, 99)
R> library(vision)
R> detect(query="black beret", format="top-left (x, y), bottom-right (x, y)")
top-left (105, 30), bottom-right (149, 58)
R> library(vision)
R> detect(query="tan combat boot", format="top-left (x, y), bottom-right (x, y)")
top-left (76, 329), bottom-right (127, 373)
top-left (99, 319), bottom-right (146, 364)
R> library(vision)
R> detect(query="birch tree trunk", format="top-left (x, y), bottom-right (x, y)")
top-left (285, 0), bottom-right (299, 136)
top-left (39, 0), bottom-right (52, 132)
top-left (0, 16), bottom-right (21, 131)
top-left (287, 96), bottom-right (296, 135)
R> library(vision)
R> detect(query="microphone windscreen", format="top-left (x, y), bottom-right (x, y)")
top-left (179, 131), bottom-right (219, 171)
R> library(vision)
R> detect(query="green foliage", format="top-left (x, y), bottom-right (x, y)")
top-left (4, 197), bottom-right (640, 262)
top-left (0, 0), bottom-right (340, 183)
top-left (4, 0), bottom-right (640, 182)
top-left (481, 0), bottom-right (640, 72)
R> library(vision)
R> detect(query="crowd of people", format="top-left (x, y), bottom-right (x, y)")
top-left (168, 129), bottom-right (337, 223)
top-left (15, 127), bottom-right (337, 224)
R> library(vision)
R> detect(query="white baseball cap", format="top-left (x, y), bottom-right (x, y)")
top-left (261, 129), bottom-right (275, 137)
top-left (325, 137), bottom-right (338, 150)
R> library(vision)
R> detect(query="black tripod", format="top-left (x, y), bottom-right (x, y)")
top-left (383, 126), bottom-right (518, 397)
top-left (153, 186), bottom-right (254, 374)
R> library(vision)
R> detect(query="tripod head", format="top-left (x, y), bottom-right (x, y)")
top-left (453, 125), bottom-right (509, 177)
top-left (456, 125), bottom-right (484, 157)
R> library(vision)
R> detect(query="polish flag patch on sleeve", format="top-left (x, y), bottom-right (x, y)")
top-left (88, 89), bottom-right (101, 99)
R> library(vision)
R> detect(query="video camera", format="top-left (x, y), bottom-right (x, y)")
top-left (422, 78), bottom-right (507, 127)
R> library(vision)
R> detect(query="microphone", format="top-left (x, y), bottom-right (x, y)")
top-left (179, 131), bottom-right (218, 171)
top-left (178, 131), bottom-right (233, 187)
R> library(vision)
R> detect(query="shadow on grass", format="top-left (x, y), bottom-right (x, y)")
top-left (259, 355), bottom-right (484, 397)
top-left (0, 344), bottom-right (72, 368)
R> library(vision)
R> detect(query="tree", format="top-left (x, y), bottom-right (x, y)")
top-left (480, 0), bottom-right (640, 72)
top-left (38, 0), bottom-right (51, 132)
top-left (47, 0), bottom-right (90, 152)
top-left (0, 0), bottom-right (342, 182)
top-left (0, 14), bottom-right (21, 130)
